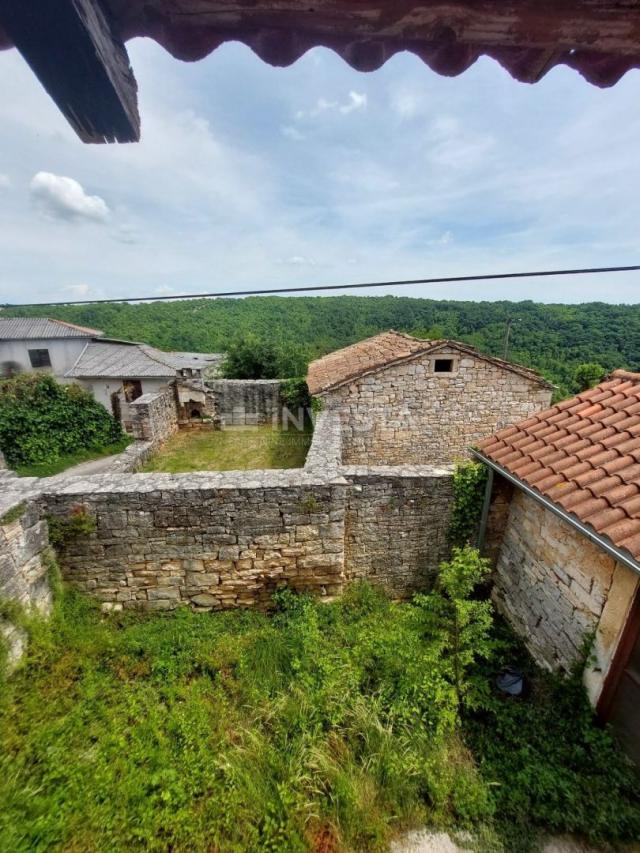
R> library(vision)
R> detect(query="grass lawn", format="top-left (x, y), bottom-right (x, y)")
top-left (1, 572), bottom-right (639, 852)
top-left (15, 437), bottom-right (132, 478)
top-left (140, 424), bottom-right (313, 473)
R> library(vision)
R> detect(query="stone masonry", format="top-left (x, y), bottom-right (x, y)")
top-left (492, 488), bottom-right (619, 672)
top-left (206, 380), bottom-right (281, 427)
top-left (344, 466), bottom-right (454, 595)
top-left (129, 386), bottom-right (179, 443)
top-left (0, 412), bottom-right (457, 622)
top-left (322, 346), bottom-right (552, 467)
top-left (0, 494), bottom-right (52, 669)
top-left (45, 471), bottom-right (348, 612)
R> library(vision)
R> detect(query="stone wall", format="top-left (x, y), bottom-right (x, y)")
top-left (206, 379), bottom-right (281, 426)
top-left (45, 470), bottom-right (347, 611)
top-left (493, 489), bottom-right (620, 672)
top-left (321, 347), bottom-right (552, 467)
top-left (0, 412), bottom-right (457, 624)
top-left (344, 465), bottom-right (454, 595)
top-left (129, 385), bottom-right (179, 443)
top-left (0, 498), bottom-right (52, 670)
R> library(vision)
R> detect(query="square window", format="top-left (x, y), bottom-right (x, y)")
top-left (434, 358), bottom-right (454, 373)
top-left (28, 348), bottom-right (51, 368)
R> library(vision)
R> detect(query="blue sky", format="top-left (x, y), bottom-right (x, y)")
top-left (0, 39), bottom-right (639, 305)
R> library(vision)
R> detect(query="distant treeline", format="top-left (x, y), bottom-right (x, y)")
top-left (5, 296), bottom-right (640, 397)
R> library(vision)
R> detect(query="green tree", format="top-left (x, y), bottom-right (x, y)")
top-left (221, 334), bottom-right (281, 379)
top-left (574, 362), bottom-right (606, 392)
top-left (415, 546), bottom-right (494, 711)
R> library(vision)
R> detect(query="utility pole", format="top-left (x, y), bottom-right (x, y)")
top-left (503, 317), bottom-right (520, 361)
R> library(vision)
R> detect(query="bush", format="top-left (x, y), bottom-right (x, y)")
top-left (0, 374), bottom-right (125, 468)
top-left (447, 461), bottom-right (488, 547)
top-left (279, 378), bottom-right (312, 412)
top-left (1, 575), bottom-right (638, 851)
top-left (221, 334), bottom-right (310, 379)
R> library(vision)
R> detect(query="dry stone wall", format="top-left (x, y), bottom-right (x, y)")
top-left (322, 347), bottom-right (552, 467)
top-left (0, 412), bottom-right (457, 625)
top-left (206, 380), bottom-right (281, 426)
top-left (344, 465), bottom-right (454, 595)
top-left (493, 489), bottom-right (618, 672)
top-left (129, 385), bottom-right (178, 443)
top-left (0, 495), bottom-right (52, 670)
top-left (45, 471), bottom-right (347, 611)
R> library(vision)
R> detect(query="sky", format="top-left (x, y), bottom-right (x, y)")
top-left (0, 39), bottom-right (639, 305)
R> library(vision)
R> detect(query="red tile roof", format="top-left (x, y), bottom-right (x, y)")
top-left (476, 370), bottom-right (640, 566)
top-left (3, 1), bottom-right (638, 88)
top-left (307, 330), bottom-right (550, 395)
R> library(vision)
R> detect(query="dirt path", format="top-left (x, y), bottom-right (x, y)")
top-left (59, 452), bottom-right (125, 477)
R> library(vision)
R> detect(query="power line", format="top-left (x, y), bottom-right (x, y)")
top-left (4, 263), bottom-right (639, 307)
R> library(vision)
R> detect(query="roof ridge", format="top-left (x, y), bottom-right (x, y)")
top-left (50, 317), bottom-right (102, 334)
top-left (609, 369), bottom-right (640, 382)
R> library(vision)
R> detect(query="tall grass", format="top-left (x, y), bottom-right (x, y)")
top-left (1, 576), bottom-right (638, 852)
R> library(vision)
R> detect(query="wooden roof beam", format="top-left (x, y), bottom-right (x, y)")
top-left (0, 0), bottom-right (139, 143)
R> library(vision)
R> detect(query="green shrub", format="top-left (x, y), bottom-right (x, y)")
top-left (47, 506), bottom-right (96, 550)
top-left (0, 374), bottom-right (125, 468)
top-left (279, 377), bottom-right (312, 412)
top-left (0, 577), bottom-right (638, 852)
top-left (447, 461), bottom-right (488, 547)
top-left (414, 546), bottom-right (494, 712)
top-left (464, 624), bottom-right (640, 850)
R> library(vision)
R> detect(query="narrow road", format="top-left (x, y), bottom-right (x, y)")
top-left (60, 452), bottom-right (125, 477)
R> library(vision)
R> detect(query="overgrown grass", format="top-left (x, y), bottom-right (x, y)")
top-left (15, 436), bottom-right (132, 478)
top-left (1, 583), bottom-right (638, 852)
top-left (141, 424), bottom-right (312, 473)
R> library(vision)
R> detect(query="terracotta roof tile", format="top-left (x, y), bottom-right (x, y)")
top-left (619, 494), bottom-right (640, 516)
top-left (307, 331), bottom-right (551, 395)
top-left (476, 371), bottom-right (640, 566)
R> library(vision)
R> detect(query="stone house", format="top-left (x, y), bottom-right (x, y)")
top-left (474, 370), bottom-right (640, 764)
top-left (307, 331), bottom-right (553, 466)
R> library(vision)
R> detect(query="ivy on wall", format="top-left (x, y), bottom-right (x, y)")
top-left (0, 375), bottom-right (125, 468)
top-left (447, 461), bottom-right (489, 548)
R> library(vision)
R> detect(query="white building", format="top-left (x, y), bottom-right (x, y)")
top-left (0, 316), bottom-right (223, 425)
top-left (0, 317), bottom-right (104, 377)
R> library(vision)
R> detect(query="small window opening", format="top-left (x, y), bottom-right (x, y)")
top-left (28, 348), bottom-right (51, 368)
top-left (434, 358), bottom-right (454, 373)
top-left (123, 379), bottom-right (143, 402)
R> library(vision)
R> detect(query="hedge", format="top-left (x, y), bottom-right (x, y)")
top-left (0, 374), bottom-right (125, 468)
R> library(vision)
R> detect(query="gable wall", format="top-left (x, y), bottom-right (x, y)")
top-left (321, 347), bottom-right (552, 466)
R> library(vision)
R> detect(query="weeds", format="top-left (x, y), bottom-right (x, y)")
top-left (0, 570), bottom-right (638, 852)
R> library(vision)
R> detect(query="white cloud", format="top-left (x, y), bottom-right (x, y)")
top-left (281, 125), bottom-right (305, 141)
top-left (0, 174), bottom-right (10, 189)
top-left (29, 172), bottom-right (110, 222)
top-left (112, 223), bottom-right (139, 244)
top-left (277, 255), bottom-right (319, 267)
top-left (64, 283), bottom-right (91, 297)
top-left (296, 91), bottom-right (367, 120)
top-left (339, 91), bottom-right (367, 114)
top-left (391, 90), bottom-right (424, 119)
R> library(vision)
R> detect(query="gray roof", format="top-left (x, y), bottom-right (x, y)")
top-left (66, 341), bottom-right (224, 379)
top-left (139, 346), bottom-right (224, 372)
top-left (0, 317), bottom-right (104, 340)
top-left (66, 342), bottom-right (176, 379)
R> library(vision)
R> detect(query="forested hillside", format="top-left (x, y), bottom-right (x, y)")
top-left (5, 296), bottom-right (640, 397)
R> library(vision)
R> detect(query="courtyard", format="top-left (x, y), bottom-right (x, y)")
top-left (140, 424), bottom-right (313, 473)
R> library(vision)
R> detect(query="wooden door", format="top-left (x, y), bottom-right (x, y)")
top-left (599, 592), bottom-right (640, 765)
